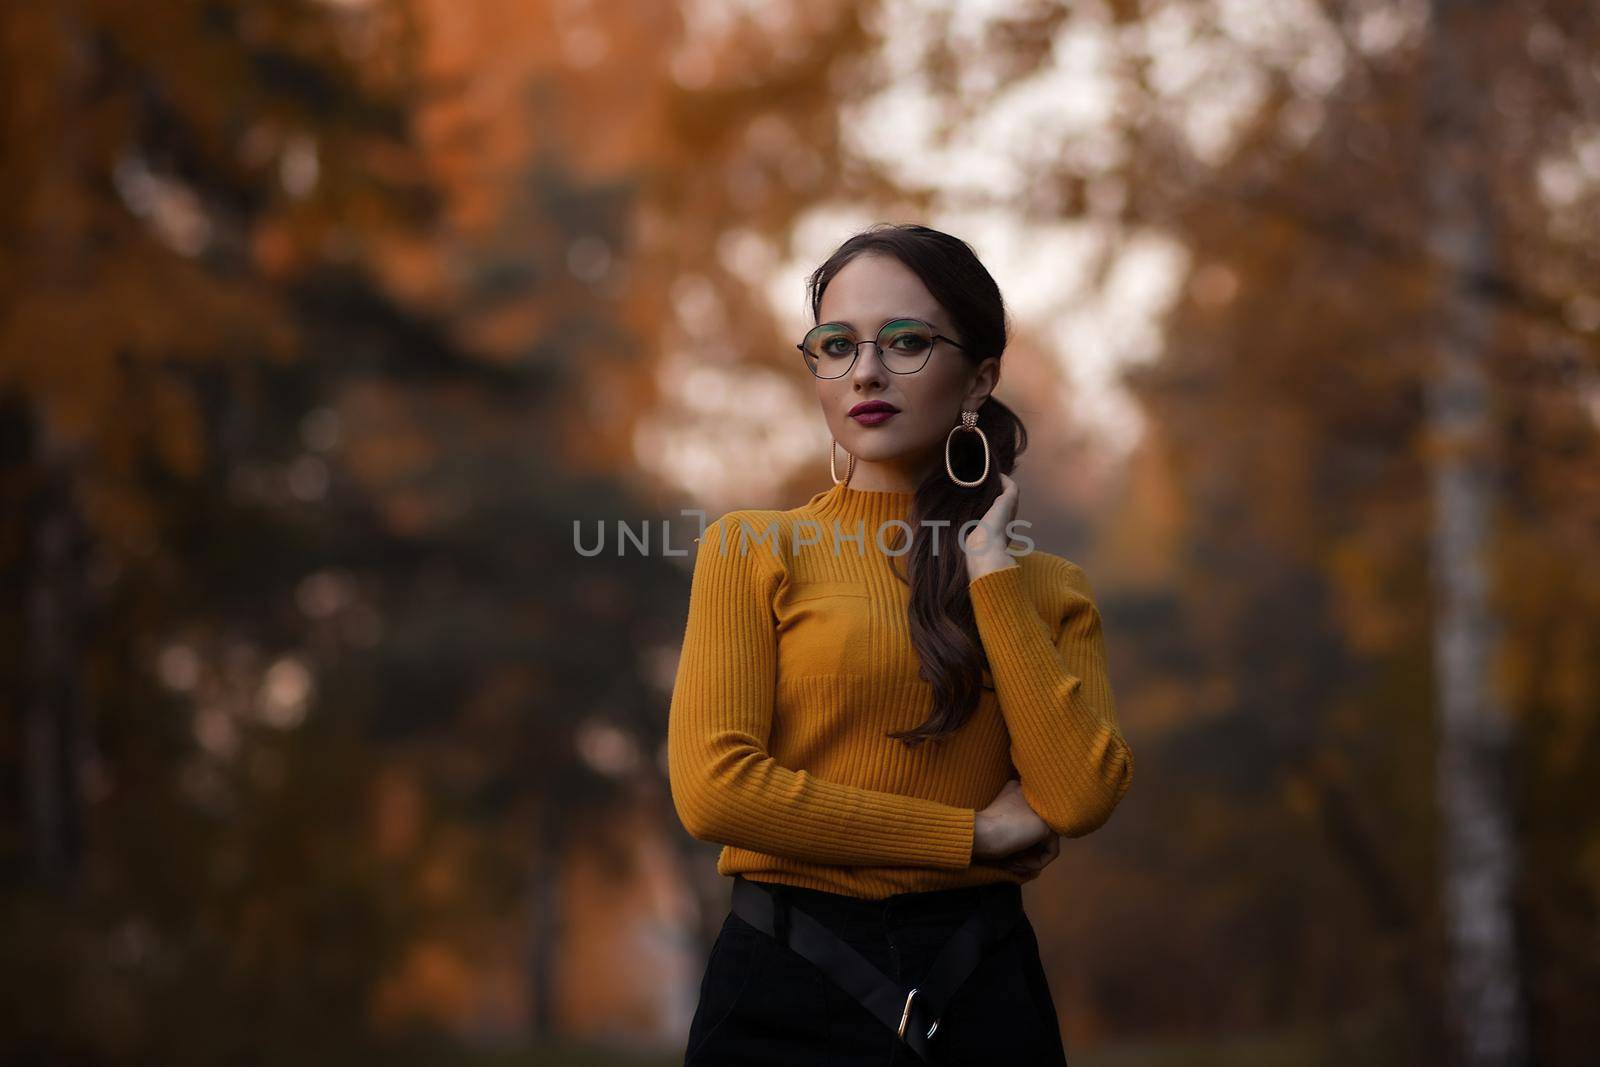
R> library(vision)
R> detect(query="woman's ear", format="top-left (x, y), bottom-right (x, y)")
top-left (965, 356), bottom-right (1001, 406)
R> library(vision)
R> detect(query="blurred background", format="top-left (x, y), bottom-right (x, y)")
top-left (2, 1), bottom-right (1597, 1065)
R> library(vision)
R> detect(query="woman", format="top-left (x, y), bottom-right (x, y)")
top-left (667, 223), bottom-right (1134, 1065)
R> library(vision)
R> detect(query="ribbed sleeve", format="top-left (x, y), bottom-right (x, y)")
top-left (967, 561), bottom-right (1134, 837)
top-left (667, 513), bottom-right (976, 870)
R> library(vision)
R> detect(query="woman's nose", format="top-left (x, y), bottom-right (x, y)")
top-left (849, 341), bottom-right (888, 383)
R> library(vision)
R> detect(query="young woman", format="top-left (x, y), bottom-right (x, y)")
top-left (667, 223), bottom-right (1135, 1065)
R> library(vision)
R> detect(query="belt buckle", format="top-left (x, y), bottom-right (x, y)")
top-left (896, 988), bottom-right (918, 1039)
top-left (896, 987), bottom-right (941, 1041)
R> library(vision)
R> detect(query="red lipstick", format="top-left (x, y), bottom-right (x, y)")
top-left (849, 400), bottom-right (900, 426)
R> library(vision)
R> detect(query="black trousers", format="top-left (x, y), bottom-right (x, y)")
top-left (684, 875), bottom-right (1069, 1066)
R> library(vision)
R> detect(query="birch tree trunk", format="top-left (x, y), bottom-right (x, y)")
top-left (1423, 2), bottom-right (1528, 1063)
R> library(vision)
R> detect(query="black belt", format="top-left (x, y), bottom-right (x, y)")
top-left (729, 874), bottom-right (1024, 1063)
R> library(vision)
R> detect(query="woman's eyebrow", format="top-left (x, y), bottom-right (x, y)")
top-left (831, 315), bottom-right (934, 331)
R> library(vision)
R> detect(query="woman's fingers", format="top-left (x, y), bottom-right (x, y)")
top-left (1002, 835), bottom-right (1062, 876)
top-left (1004, 850), bottom-right (1040, 874)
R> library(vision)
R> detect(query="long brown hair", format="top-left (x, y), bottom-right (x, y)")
top-left (805, 223), bottom-right (1029, 749)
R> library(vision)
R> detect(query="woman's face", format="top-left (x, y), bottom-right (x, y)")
top-left (812, 253), bottom-right (998, 483)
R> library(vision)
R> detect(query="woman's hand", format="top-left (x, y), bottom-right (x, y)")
top-left (997, 834), bottom-right (1061, 881)
top-left (971, 778), bottom-right (1053, 862)
top-left (964, 472), bottom-right (1021, 583)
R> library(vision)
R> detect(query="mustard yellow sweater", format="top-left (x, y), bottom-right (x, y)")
top-left (666, 480), bottom-right (1134, 900)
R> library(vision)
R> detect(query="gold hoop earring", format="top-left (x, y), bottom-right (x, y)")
top-left (945, 409), bottom-right (990, 488)
top-left (831, 440), bottom-right (856, 486)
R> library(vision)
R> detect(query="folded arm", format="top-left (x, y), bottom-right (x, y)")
top-left (667, 513), bottom-right (976, 869)
top-left (968, 560), bottom-right (1134, 837)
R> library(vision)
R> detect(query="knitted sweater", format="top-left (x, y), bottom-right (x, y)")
top-left (666, 480), bottom-right (1134, 900)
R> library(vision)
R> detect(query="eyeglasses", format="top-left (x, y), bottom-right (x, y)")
top-left (797, 318), bottom-right (966, 379)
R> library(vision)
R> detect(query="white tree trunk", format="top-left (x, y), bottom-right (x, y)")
top-left (1423, 2), bottom-right (1528, 1063)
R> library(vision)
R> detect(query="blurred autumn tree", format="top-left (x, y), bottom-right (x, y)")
top-left (0, 0), bottom-right (689, 1060)
top-left (0, 1), bottom-right (460, 1061)
top-left (1118, 2), bottom-right (1600, 1059)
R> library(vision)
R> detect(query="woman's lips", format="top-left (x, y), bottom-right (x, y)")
top-left (849, 405), bottom-right (899, 426)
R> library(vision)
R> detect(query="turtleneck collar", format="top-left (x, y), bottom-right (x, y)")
top-left (804, 479), bottom-right (916, 530)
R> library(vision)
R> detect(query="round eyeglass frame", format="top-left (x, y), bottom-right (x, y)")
top-left (796, 317), bottom-right (967, 379)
